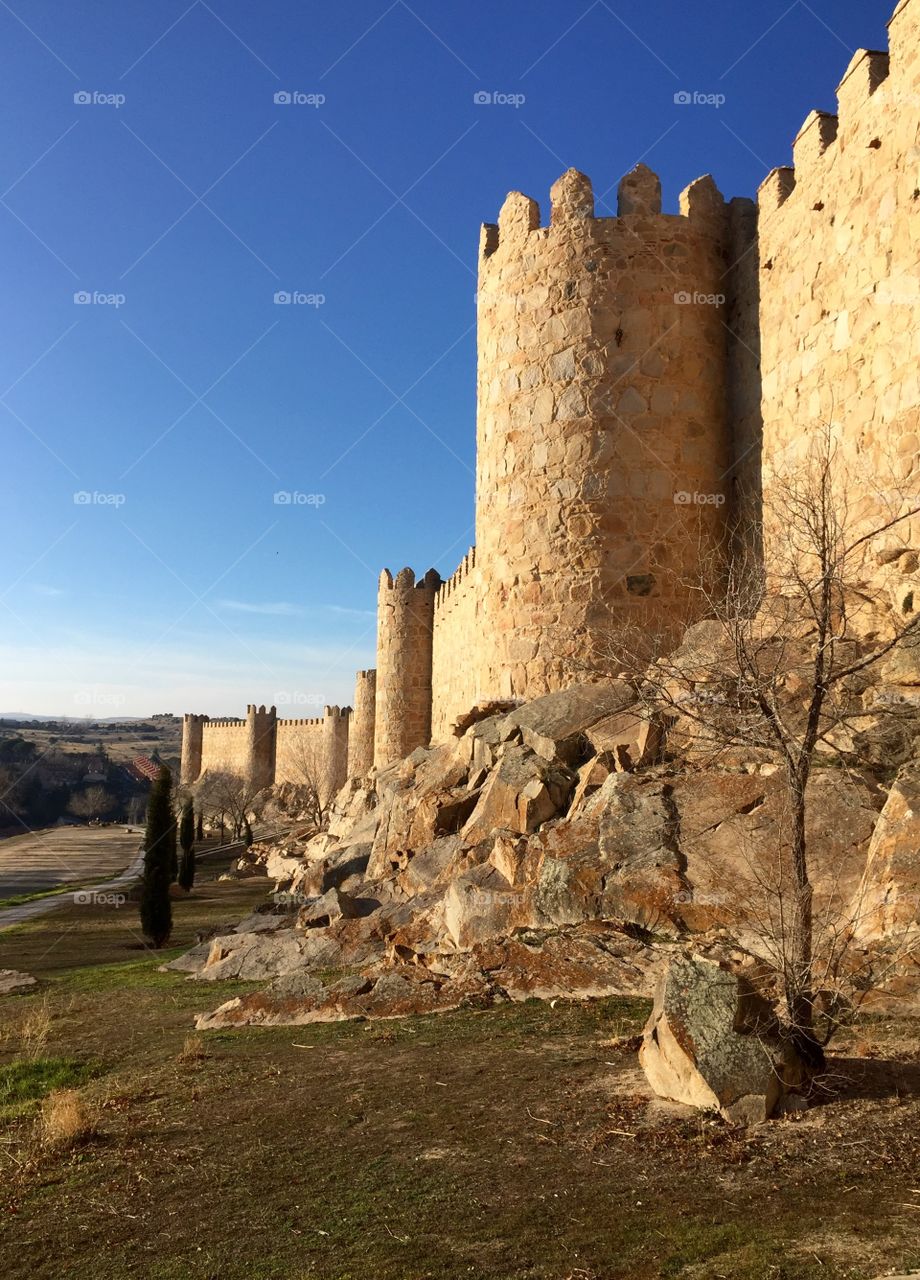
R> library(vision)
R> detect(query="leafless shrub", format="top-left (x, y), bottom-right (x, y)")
top-left (592, 425), bottom-right (920, 1066)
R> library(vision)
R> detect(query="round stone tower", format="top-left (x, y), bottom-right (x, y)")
top-left (474, 164), bottom-right (735, 701)
top-left (180, 712), bottom-right (208, 785)
top-left (245, 703), bottom-right (277, 794)
top-left (348, 669), bottom-right (377, 778)
top-left (322, 705), bottom-right (351, 802)
top-left (374, 567), bottom-right (441, 767)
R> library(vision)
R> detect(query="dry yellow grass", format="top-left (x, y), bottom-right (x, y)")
top-left (39, 1088), bottom-right (96, 1149)
top-left (20, 997), bottom-right (52, 1058)
top-left (176, 1034), bottom-right (207, 1063)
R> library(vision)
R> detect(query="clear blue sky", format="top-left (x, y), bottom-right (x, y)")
top-left (0, 0), bottom-right (893, 717)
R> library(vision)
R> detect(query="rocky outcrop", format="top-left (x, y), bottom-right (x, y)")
top-left (193, 922), bottom-right (665, 1030)
top-left (851, 764), bottom-right (920, 942)
top-left (168, 674), bottom-right (912, 1031)
top-left (640, 954), bottom-right (804, 1124)
top-left (460, 746), bottom-right (575, 844)
top-left (495, 681), bottom-right (636, 764)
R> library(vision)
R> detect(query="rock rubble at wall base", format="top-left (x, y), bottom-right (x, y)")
top-left (168, 670), bottom-right (920, 1039)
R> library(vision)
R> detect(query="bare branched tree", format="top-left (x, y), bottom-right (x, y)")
top-left (275, 735), bottom-right (329, 829)
top-left (194, 770), bottom-right (263, 842)
top-left (68, 785), bottom-right (115, 820)
top-left (596, 425), bottom-right (920, 1067)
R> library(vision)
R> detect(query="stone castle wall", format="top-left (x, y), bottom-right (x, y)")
top-left (758, 0), bottom-right (920, 607)
top-left (274, 717), bottom-right (325, 788)
top-left (180, 713), bottom-right (208, 785)
top-left (185, 704), bottom-right (350, 802)
top-left (472, 165), bottom-right (744, 702)
top-left (431, 549), bottom-right (481, 740)
top-left (182, 0), bottom-right (918, 782)
top-left (374, 568), bottom-right (440, 767)
top-left (198, 718), bottom-right (249, 776)
top-left (348, 670), bottom-right (377, 777)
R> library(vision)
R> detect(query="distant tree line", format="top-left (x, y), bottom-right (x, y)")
top-left (0, 736), bottom-right (151, 832)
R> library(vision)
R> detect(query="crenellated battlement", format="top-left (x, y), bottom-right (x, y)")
top-left (757, 0), bottom-right (919, 220)
top-left (185, 701), bottom-right (353, 798)
top-left (435, 547), bottom-right (477, 610)
top-left (480, 164), bottom-right (729, 266)
top-left (756, 0), bottom-right (920, 586)
top-left (378, 566), bottom-right (441, 594)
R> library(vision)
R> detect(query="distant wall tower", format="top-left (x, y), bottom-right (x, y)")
top-left (474, 165), bottom-right (744, 702)
top-left (322, 705), bottom-right (351, 802)
top-left (348, 669), bottom-right (376, 777)
top-left (245, 704), bottom-right (277, 793)
top-left (374, 568), bottom-right (441, 767)
top-left (180, 713), bottom-right (208, 785)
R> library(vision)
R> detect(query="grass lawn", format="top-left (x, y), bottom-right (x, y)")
top-left (1, 856), bottom-right (919, 1279)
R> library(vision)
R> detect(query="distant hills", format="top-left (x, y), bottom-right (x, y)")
top-left (0, 713), bottom-right (178, 724)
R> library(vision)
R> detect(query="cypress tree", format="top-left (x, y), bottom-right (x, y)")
top-left (243, 818), bottom-right (253, 849)
top-left (140, 765), bottom-right (173, 948)
top-left (178, 799), bottom-right (196, 892)
top-left (196, 812), bottom-right (203, 842)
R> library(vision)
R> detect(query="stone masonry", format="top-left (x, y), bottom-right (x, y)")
top-left (181, 0), bottom-right (920, 782)
top-left (758, 1), bottom-right (920, 615)
top-left (183, 704), bottom-right (351, 803)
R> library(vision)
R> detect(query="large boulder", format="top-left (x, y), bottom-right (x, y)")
top-left (585, 710), bottom-right (663, 771)
top-left (640, 954), bottom-right (803, 1124)
top-left (289, 842), bottom-right (372, 899)
top-left (497, 681), bottom-right (635, 764)
top-left (266, 848), bottom-right (309, 886)
top-left (297, 886), bottom-right (363, 929)
top-left (461, 745), bottom-right (575, 844)
top-left (673, 768), bottom-right (880, 942)
top-left (0, 969), bottom-right (38, 995)
top-left (443, 863), bottom-right (519, 949)
top-left (851, 764), bottom-right (920, 942)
